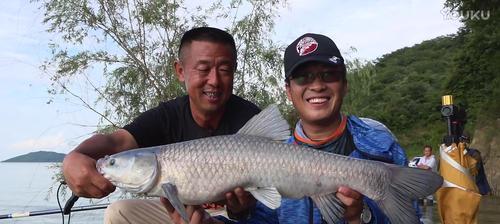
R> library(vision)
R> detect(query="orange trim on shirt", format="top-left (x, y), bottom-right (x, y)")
top-left (294, 115), bottom-right (347, 146)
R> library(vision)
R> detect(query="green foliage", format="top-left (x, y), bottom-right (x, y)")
top-left (228, 0), bottom-right (288, 110)
top-left (343, 36), bottom-right (461, 155)
top-left (443, 0), bottom-right (500, 127)
top-left (343, 58), bottom-right (376, 115)
top-left (37, 0), bottom-right (288, 130)
top-left (345, 0), bottom-right (499, 158)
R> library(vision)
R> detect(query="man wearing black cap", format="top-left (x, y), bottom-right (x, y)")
top-left (241, 33), bottom-right (417, 223)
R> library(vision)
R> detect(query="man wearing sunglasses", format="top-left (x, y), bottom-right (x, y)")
top-left (238, 33), bottom-right (419, 224)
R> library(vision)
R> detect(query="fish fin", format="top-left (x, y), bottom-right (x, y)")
top-left (310, 194), bottom-right (345, 224)
top-left (376, 164), bottom-right (443, 224)
top-left (237, 104), bottom-right (290, 141)
top-left (161, 183), bottom-right (189, 223)
top-left (246, 187), bottom-right (282, 209)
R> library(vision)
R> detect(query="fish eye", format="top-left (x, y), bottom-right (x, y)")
top-left (109, 158), bottom-right (115, 166)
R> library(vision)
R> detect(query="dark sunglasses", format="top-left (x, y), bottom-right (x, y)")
top-left (289, 71), bottom-right (343, 85)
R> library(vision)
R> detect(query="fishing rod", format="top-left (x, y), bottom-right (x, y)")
top-left (0, 181), bottom-right (108, 223)
top-left (0, 203), bottom-right (109, 220)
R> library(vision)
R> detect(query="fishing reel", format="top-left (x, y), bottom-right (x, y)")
top-left (441, 95), bottom-right (467, 146)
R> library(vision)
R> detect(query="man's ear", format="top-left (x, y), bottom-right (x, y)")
top-left (342, 81), bottom-right (348, 97)
top-left (285, 83), bottom-right (292, 101)
top-left (174, 60), bottom-right (185, 82)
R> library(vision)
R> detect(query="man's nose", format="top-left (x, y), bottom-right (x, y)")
top-left (308, 75), bottom-right (326, 90)
top-left (206, 68), bottom-right (220, 86)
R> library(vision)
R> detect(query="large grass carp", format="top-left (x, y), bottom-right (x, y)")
top-left (97, 105), bottom-right (443, 224)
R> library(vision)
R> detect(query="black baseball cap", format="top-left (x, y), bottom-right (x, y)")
top-left (284, 33), bottom-right (345, 80)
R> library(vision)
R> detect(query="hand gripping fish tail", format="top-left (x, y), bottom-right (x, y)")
top-left (96, 104), bottom-right (443, 224)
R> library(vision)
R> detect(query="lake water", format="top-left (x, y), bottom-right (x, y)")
top-left (1, 162), bottom-right (499, 223)
top-left (0, 163), bottom-right (117, 224)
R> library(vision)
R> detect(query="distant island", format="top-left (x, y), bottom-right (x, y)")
top-left (2, 151), bottom-right (66, 163)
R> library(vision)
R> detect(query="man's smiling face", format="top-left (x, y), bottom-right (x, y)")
top-left (286, 62), bottom-right (347, 125)
top-left (176, 40), bottom-right (235, 116)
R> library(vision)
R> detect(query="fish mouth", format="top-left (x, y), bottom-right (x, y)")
top-left (96, 156), bottom-right (108, 175)
top-left (96, 159), bottom-right (103, 174)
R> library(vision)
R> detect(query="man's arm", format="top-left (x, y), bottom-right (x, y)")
top-left (428, 158), bottom-right (437, 171)
top-left (416, 164), bottom-right (431, 170)
top-left (62, 129), bottom-right (138, 198)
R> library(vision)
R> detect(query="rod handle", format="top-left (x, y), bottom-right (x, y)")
top-left (63, 194), bottom-right (79, 215)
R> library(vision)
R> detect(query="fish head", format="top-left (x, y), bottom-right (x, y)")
top-left (96, 150), bottom-right (159, 194)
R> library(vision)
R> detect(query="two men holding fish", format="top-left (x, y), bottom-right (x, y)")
top-left (64, 27), bottom-right (443, 224)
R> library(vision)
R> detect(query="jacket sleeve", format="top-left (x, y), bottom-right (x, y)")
top-left (227, 201), bottom-right (279, 224)
top-left (365, 197), bottom-right (389, 224)
top-left (347, 116), bottom-right (408, 165)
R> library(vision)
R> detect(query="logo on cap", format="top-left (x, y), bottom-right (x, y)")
top-left (296, 37), bottom-right (318, 56)
top-left (329, 56), bottom-right (341, 63)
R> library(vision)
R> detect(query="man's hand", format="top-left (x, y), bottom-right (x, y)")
top-left (160, 187), bottom-right (255, 223)
top-left (62, 151), bottom-right (115, 198)
top-left (161, 197), bottom-right (223, 224)
top-left (336, 186), bottom-right (363, 224)
top-left (225, 187), bottom-right (256, 215)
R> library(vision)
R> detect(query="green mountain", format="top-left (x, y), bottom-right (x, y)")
top-left (344, 35), bottom-right (462, 158)
top-left (2, 151), bottom-right (66, 162)
top-left (343, 0), bottom-right (500, 161)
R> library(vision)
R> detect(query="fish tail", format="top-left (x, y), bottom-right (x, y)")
top-left (376, 165), bottom-right (443, 224)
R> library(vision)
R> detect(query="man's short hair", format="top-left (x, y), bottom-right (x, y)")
top-left (178, 27), bottom-right (237, 63)
top-left (424, 145), bottom-right (433, 151)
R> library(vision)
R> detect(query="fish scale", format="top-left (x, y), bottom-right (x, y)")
top-left (147, 134), bottom-right (389, 204)
top-left (97, 105), bottom-right (443, 224)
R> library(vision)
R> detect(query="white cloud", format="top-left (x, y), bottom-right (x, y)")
top-left (274, 0), bottom-right (462, 60)
top-left (9, 133), bottom-right (67, 151)
top-left (0, 1), bottom-right (52, 85)
top-left (0, 2), bottom-right (48, 46)
top-left (0, 51), bottom-right (36, 65)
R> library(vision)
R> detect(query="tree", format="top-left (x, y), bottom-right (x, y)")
top-left (443, 0), bottom-right (500, 124)
top-left (343, 57), bottom-right (376, 116)
top-left (36, 0), bottom-right (288, 131)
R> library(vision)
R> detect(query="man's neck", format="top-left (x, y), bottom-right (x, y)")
top-left (301, 114), bottom-right (343, 141)
top-left (190, 104), bottom-right (224, 131)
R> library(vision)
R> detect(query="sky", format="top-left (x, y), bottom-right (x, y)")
top-left (0, 0), bottom-right (462, 161)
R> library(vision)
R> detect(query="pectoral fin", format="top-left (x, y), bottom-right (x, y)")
top-left (246, 187), bottom-right (282, 209)
top-left (161, 183), bottom-right (188, 223)
top-left (310, 194), bottom-right (345, 224)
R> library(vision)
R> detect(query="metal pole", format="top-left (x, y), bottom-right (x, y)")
top-left (0, 203), bottom-right (109, 220)
top-left (446, 116), bottom-right (452, 136)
